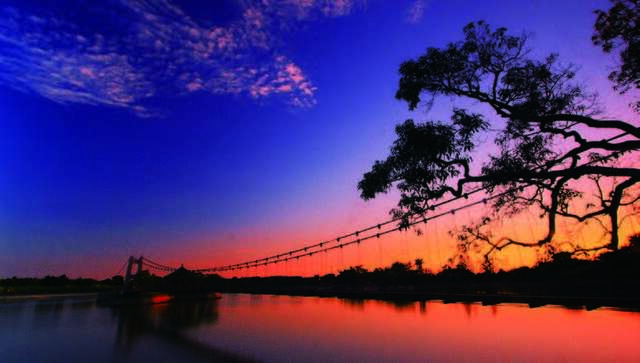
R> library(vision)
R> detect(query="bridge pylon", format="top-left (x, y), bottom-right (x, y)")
top-left (123, 255), bottom-right (144, 293)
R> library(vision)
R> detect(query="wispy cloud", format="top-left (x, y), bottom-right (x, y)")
top-left (0, 8), bottom-right (153, 115)
top-left (0, 1), bottom-right (362, 117)
top-left (406, 0), bottom-right (428, 24)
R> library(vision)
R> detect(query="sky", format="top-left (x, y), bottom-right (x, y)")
top-left (0, 0), bottom-right (637, 278)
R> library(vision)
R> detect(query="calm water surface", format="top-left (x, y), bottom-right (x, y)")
top-left (1, 293), bottom-right (639, 362)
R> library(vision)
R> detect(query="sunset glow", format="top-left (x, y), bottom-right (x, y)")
top-left (1, 0), bottom-right (638, 279)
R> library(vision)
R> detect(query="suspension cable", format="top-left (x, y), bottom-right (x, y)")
top-left (139, 132), bottom-right (633, 273)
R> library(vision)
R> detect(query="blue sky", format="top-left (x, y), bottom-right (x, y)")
top-left (0, 0), bottom-right (630, 277)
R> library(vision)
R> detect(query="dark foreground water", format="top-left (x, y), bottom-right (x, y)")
top-left (1, 293), bottom-right (639, 362)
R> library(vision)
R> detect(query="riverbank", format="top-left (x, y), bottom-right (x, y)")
top-left (0, 292), bottom-right (99, 303)
top-left (0, 275), bottom-right (122, 297)
top-left (2, 285), bottom-right (638, 311)
top-left (215, 285), bottom-right (640, 311)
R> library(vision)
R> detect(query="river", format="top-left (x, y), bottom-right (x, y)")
top-left (1, 293), bottom-right (639, 362)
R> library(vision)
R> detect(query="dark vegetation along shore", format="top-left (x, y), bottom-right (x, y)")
top-left (0, 275), bottom-right (123, 296)
top-left (211, 238), bottom-right (640, 310)
top-left (3, 236), bottom-right (639, 310)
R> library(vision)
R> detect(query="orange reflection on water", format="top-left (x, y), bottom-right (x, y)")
top-left (191, 294), bottom-right (640, 362)
top-left (151, 294), bottom-right (171, 304)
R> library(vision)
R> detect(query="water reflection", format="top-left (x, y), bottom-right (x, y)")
top-left (67, 299), bottom-right (95, 310)
top-left (249, 294), bottom-right (263, 305)
top-left (1, 294), bottom-right (639, 362)
top-left (419, 300), bottom-right (427, 314)
top-left (379, 299), bottom-right (417, 312)
top-left (113, 298), bottom-right (258, 363)
top-left (0, 302), bottom-right (28, 330)
top-left (32, 300), bottom-right (65, 328)
top-left (462, 301), bottom-right (476, 317)
top-left (340, 298), bottom-right (427, 314)
top-left (341, 298), bottom-right (366, 310)
top-left (33, 300), bottom-right (65, 314)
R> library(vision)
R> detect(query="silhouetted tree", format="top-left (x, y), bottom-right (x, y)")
top-left (414, 258), bottom-right (424, 273)
top-left (338, 265), bottom-right (369, 283)
top-left (389, 261), bottom-right (413, 275)
top-left (593, 0), bottom-right (640, 111)
top-left (358, 21), bottom-right (639, 267)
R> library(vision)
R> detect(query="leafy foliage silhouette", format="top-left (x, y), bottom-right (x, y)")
top-left (593, 0), bottom-right (640, 111)
top-left (359, 19), bottom-right (640, 267)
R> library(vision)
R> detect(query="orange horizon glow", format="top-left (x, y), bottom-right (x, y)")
top-left (133, 191), bottom-right (640, 280)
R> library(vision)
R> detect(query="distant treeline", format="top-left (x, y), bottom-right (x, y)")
top-left (128, 238), bottom-right (640, 299)
top-left (0, 274), bottom-right (123, 295)
top-left (3, 236), bottom-right (639, 299)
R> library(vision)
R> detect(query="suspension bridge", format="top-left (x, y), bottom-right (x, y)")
top-left (120, 184), bottom-right (491, 285)
top-left (114, 138), bottom-right (639, 290)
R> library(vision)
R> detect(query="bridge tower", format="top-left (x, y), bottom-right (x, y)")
top-left (123, 256), bottom-right (144, 293)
